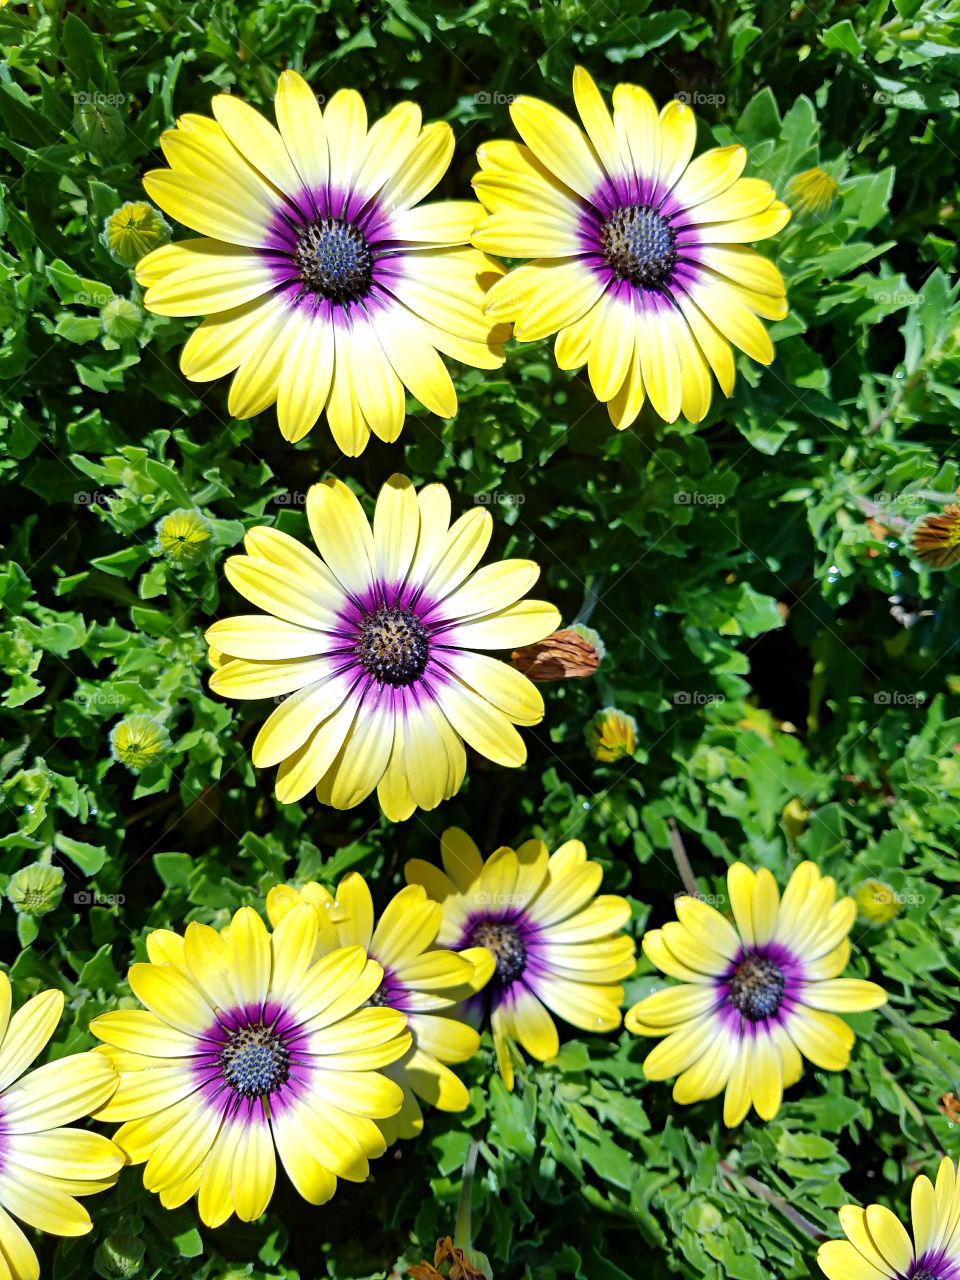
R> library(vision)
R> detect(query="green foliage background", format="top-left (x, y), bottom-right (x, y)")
top-left (2, 0), bottom-right (960, 1276)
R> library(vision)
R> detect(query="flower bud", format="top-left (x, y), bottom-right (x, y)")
top-left (6, 862), bottom-right (65, 916)
top-left (511, 625), bottom-right (602, 681)
top-left (585, 707), bottom-right (637, 762)
top-left (101, 201), bottom-right (171, 267)
top-left (109, 715), bottom-right (170, 773)
top-left (94, 1225), bottom-right (145, 1279)
top-left (155, 509), bottom-right (212, 566)
top-left (785, 166), bottom-right (839, 217)
top-left (100, 297), bottom-right (142, 341)
top-left (855, 879), bottom-right (901, 926)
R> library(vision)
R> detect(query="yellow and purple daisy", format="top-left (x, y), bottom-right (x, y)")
top-left (625, 861), bottom-right (887, 1126)
top-left (473, 67), bottom-right (790, 427)
top-left (205, 474), bottom-right (560, 821)
top-left (0, 974), bottom-right (122, 1280)
top-left (819, 1158), bottom-right (960, 1280)
top-left (406, 828), bottom-right (635, 1089)
top-left (136, 72), bottom-right (507, 452)
top-left (267, 875), bottom-right (493, 1142)
top-left (91, 905), bottom-right (410, 1225)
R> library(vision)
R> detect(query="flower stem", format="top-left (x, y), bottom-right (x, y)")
top-left (454, 1140), bottom-right (480, 1252)
top-left (668, 819), bottom-right (699, 898)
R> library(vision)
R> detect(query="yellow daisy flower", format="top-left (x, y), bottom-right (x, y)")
top-left (625, 861), bottom-right (887, 1126)
top-left (0, 973), bottom-right (122, 1280)
top-left (205, 473), bottom-right (560, 821)
top-left (819, 1158), bottom-right (960, 1280)
top-left (90, 905), bottom-right (410, 1225)
top-left (267, 875), bottom-right (494, 1142)
top-left (472, 66), bottom-right (790, 428)
top-left (405, 828), bottom-right (636, 1089)
top-left (136, 72), bottom-right (507, 452)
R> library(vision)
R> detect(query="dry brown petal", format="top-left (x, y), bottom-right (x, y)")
top-left (912, 501), bottom-right (960, 569)
top-left (511, 629), bottom-right (601, 681)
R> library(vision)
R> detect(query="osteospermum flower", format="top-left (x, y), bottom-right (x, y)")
top-left (205, 474), bottom-right (560, 820)
top-left (406, 829), bottom-right (636, 1089)
top-left (136, 72), bottom-right (507, 452)
top-left (0, 973), bottom-right (122, 1280)
top-left (91, 905), bottom-right (410, 1225)
top-left (819, 1158), bottom-right (960, 1280)
top-left (267, 875), bottom-right (493, 1142)
top-left (473, 67), bottom-right (790, 428)
top-left (625, 861), bottom-right (887, 1126)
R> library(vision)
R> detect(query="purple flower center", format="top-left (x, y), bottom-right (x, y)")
top-left (600, 205), bottom-right (677, 288)
top-left (728, 953), bottom-right (785, 1021)
top-left (470, 919), bottom-right (527, 985)
top-left (356, 604), bottom-right (430, 686)
top-left (294, 216), bottom-right (373, 303)
top-left (218, 1021), bottom-right (290, 1098)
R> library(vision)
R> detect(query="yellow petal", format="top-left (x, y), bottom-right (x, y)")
top-left (324, 88), bottom-right (368, 201)
top-left (800, 979), bottom-right (887, 1013)
top-left (211, 92), bottom-right (302, 197)
top-left (509, 95), bottom-right (604, 202)
top-left (817, 1240), bottom-right (891, 1280)
top-left (785, 1007), bottom-right (855, 1071)
top-left (276, 307), bottom-right (334, 444)
top-left (378, 121), bottom-right (453, 212)
top-left (0, 989), bottom-right (63, 1092)
top-left (587, 291), bottom-right (634, 402)
top-left (572, 66), bottom-right (625, 178)
top-left (275, 70), bottom-right (327, 191)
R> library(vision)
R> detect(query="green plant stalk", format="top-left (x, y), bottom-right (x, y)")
top-left (454, 1140), bottom-right (480, 1253)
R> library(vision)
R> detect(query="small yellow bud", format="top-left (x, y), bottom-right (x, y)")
top-left (109, 714), bottom-right (170, 773)
top-left (155, 509), bottom-right (212, 566)
top-left (101, 201), bottom-right (171, 267)
top-left (585, 707), bottom-right (637, 763)
top-left (785, 166), bottom-right (840, 217)
top-left (855, 879), bottom-right (901, 925)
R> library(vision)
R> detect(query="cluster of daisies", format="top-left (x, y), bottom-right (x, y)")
top-left (7, 844), bottom-right (936, 1280)
top-left (12, 63), bottom-right (946, 1280)
top-left (132, 66), bottom-right (790, 452)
